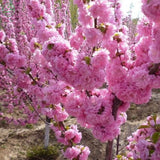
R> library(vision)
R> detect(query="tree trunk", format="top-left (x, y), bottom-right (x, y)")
top-left (44, 116), bottom-right (51, 148)
top-left (105, 95), bottom-right (123, 159)
top-left (105, 140), bottom-right (113, 160)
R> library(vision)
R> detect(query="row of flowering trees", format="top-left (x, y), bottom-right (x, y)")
top-left (0, 0), bottom-right (160, 159)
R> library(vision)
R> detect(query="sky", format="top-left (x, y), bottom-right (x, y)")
top-left (120, 0), bottom-right (143, 18)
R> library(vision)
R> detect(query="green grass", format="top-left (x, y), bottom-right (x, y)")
top-left (25, 124), bottom-right (34, 129)
top-left (26, 145), bottom-right (60, 160)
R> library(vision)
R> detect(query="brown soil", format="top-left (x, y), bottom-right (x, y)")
top-left (0, 90), bottom-right (160, 160)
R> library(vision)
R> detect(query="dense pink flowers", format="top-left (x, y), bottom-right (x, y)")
top-left (64, 89), bottom-right (127, 142)
top-left (64, 146), bottom-right (81, 159)
top-left (5, 54), bottom-right (26, 68)
top-left (0, 44), bottom-right (9, 59)
top-left (79, 146), bottom-right (90, 160)
top-left (64, 145), bottom-right (90, 160)
top-left (84, 28), bottom-right (103, 47)
top-left (1, 0), bottom-right (160, 159)
top-left (89, 1), bottom-right (113, 22)
top-left (28, 0), bottom-right (46, 19)
top-left (73, 0), bottom-right (83, 7)
top-left (70, 27), bottom-right (84, 50)
top-left (65, 125), bottom-right (82, 144)
top-left (142, 0), bottom-right (160, 23)
top-left (124, 115), bottom-right (160, 160)
top-left (148, 25), bottom-right (160, 63)
top-left (0, 30), bottom-right (6, 42)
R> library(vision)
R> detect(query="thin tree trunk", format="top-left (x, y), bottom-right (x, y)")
top-left (105, 95), bottom-right (123, 160)
top-left (105, 140), bottom-right (114, 160)
top-left (44, 116), bottom-right (51, 148)
top-left (116, 135), bottom-right (120, 155)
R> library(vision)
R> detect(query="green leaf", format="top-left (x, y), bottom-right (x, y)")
top-left (37, 15), bottom-right (43, 20)
top-left (55, 23), bottom-right (62, 29)
top-left (84, 56), bottom-right (91, 65)
top-left (152, 132), bottom-right (160, 143)
top-left (0, 60), bottom-right (6, 66)
top-left (46, 25), bottom-right (52, 29)
top-left (26, 124), bottom-right (33, 129)
top-left (138, 125), bottom-right (150, 129)
top-left (28, 105), bottom-right (34, 112)
top-left (116, 155), bottom-right (122, 159)
top-left (25, 67), bottom-right (31, 75)
top-left (66, 125), bottom-right (70, 130)
top-left (152, 114), bottom-right (157, 124)
top-left (47, 43), bottom-right (54, 50)
top-left (155, 124), bottom-right (160, 132)
top-left (34, 42), bottom-right (42, 50)
top-left (147, 0), bottom-right (151, 4)
top-left (98, 24), bottom-right (107, 34)
top-left (149, 149), bottom-right (155, 155)
top-left (20, 31), bottom-right (25, 35)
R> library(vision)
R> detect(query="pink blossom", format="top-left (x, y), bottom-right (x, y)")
top-left (42, 81), bottom-right (66, 105)
top-left (149, 43), bottom-right (160, 63)
top-left (137, 18), bottom-right (152, 37)
top-left (79, 146), bottom-right (90, 160)
top-left (134, 37), bottom-right (152, 66)
top-left (73, 0), bottom-right (83, 7)
top-left (64, 91), bottom-right (85, 118)
top-left (91, 50), bottom-right (109, 69)
top-left (54, 130), bottom-right (67, 145)
top-left (89, 1), bottom-right (112, 22)
top-left (37, 26), bottom-right (59, 42)
top-left (151, 142), bottom-right (160, 160)
top-left (30, 38), bottom-right (39, 52)
top-left (136, 140), bottom-right (149, 160)
top-left (128, 65), bottom-right (151, 89)
top-left (142, 0), bottom-right (160, 23)
top-left (84, 28), bottom-right (103, 47)
top-left (0, 44), bottom-right (9, 59)
top-left (84, 90), bottom-right (113, 126)
top-left (53, 105), bottom-right (69, 122)
top-left (5, 54), bottom-right (26, 68)
top-left (102, 23), bottom-right (116, 40)
top-left (78, 7), bottom-right (93, 27)
top-left (28, 0), bottom-right (46, 19)
top-left (0, 30), bottom-right (6, 42)
top-left (42, 38), bottom-right (71, 58)
top-left (6, 39), bottom-right (19, 54)
top-left (65, 125), bottom-right (82, 144)
top-left (70, 30), bottom-right (84, 50)
top-left (92, 121), bottom-right (120, 142)
top-left (63, 146), bottom-right (81, 159)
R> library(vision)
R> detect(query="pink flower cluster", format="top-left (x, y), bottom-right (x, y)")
top-left (116, 115), bottom-right (160, 160)
top-left (41, 104), bottom-right (69, 122)
top-left (142, 0), bottom-right (160, 23)
top-left (64, 145), bottom-right (90, 160)
top-left (42, 37), bottom-right (109, 90)
top-left (50, 121), bottom-right (90, 159)
top-left (64, 89), bottom-right (128, 142)
top-left (51, 124), bottom-right (81, 145)
top-left (89, 0), bottom-right (113, 22)
top-left (27, 0), bottom-right (46, 19)
top-left (0, 30), bottom-right (6, 42)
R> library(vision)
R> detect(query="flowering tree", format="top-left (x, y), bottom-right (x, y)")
top-left (0, 0), bottom-right (160, 160)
